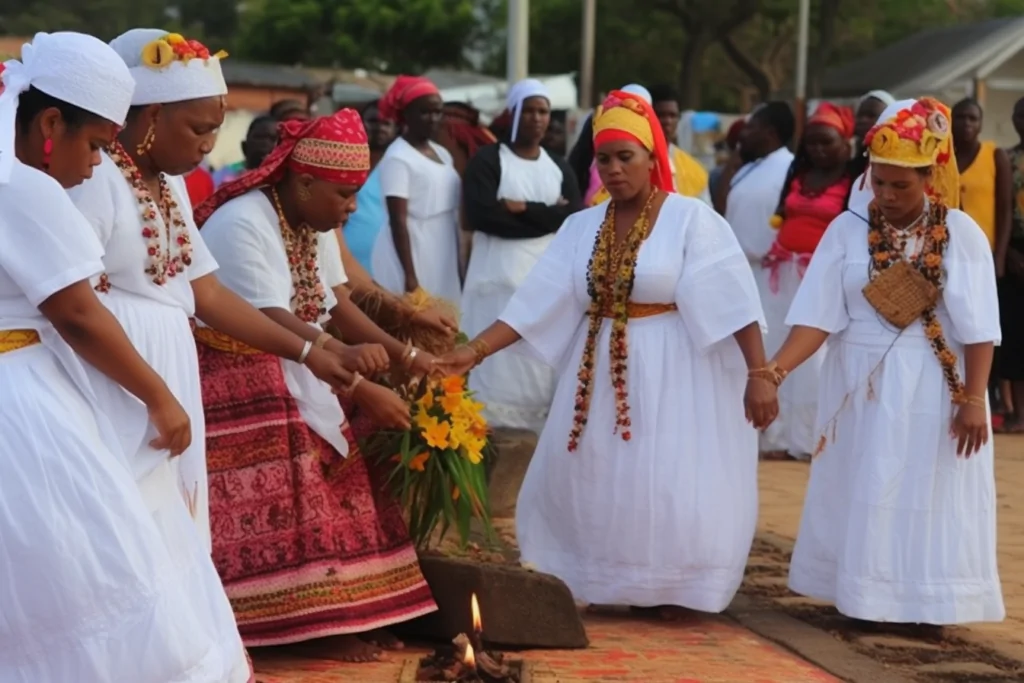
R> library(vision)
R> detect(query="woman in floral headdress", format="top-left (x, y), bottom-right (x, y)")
top-left (372, 75), bottom-right (462, 304)
top-left (194, 109), bottom-right (437, 661)
top-left (68, 28), bottom-right (355, 555)
top-left (760, 102), bottom-right (857, 460)
top-left (769, 98), bottom-right (1005, 626)
top-left (440, 90), bottom-right (775, 616)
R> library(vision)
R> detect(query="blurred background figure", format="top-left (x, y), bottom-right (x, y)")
top-left (342, 100), bottom-right (397, 274)
top-left (212, 114), bottom-right (278, 188)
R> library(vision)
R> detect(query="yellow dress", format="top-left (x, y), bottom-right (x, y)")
top-left (959, 140), bottom-right (997, 249)
top-left (590, 144), bottom-right (709, 205)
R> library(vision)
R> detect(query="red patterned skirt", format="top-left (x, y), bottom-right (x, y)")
top-left (197, 341), bottom-right (436, 647)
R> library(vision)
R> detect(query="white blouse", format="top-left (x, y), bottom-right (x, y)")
top-left (67, 153), bottom-right (218, 314)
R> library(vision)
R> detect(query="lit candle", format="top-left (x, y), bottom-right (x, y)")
top-left (470, 593), bottom-right (483, 653)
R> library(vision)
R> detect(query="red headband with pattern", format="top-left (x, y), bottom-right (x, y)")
top-left (195, 108), bottom-right (370, 227)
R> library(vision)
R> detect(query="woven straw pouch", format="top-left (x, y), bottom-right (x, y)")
top-left (862, 260), bottom-right (939, 329)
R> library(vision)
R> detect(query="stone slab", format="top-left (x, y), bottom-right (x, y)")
top-left (395, 554), bottom-right (589, 650)
top-left (487, 428), bottom-right (538, 519)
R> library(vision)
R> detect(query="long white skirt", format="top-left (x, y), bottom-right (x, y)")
top-left (516, 313), bottom-right (758, 612)
top-left (0, 343), bottom-right (248, 683)
top-left (372, 211), bottom-right (463, 306)
top-left (86, 288), bottom-right (210, 547)
top-left (757, 259), bottom-right (824, 457)
top-left (788, 324), bottom-right (1005, 624)
top-left (462, 232), bottom-right (557, 434)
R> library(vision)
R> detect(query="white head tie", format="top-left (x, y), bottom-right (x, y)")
top-left (858, 90), bottom-right (896, 108)
top-left (621, 84), bottom-right (652, 104)
top-left (506, 78), bottom-right (550, 143)
top-left (109, 28), bottom-right (227, 106)
top-left (0, 32), bottom-right (134, 184)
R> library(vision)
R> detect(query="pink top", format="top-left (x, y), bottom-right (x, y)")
top-left (584, 161), bottom-right (603, 205)
top-left (776, 176), bottom-right (851, 254)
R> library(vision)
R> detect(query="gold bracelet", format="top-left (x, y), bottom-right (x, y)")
top-left (468, 338), bottom-right (491, 366)
top-left (959, 394), bottom-right (987, 409)
top-left (313, 332), bottom-right (332, 349)
top-left (748, 361), bottom-right (787, 387)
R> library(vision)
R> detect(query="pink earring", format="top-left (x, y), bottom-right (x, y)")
top-left (42, 138), bottom-right (53, 170)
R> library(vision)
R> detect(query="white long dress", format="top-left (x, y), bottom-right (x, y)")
top-left (504, 194), bottom-right (765, 611)
top-left (462, 145), bottom-right (563, 433)
top-left (0, 161), bottom-right (247, 683)
top-left (725, 146), bottom-right (796, 453)
top-left (69, 153), bottom-right (218, 547)
top-left (786, 209), bottom-right (1006, 624)
top-left (373, 137), bottom-right (463, 305)
top-left (198, 190), bottom-right (351, 458)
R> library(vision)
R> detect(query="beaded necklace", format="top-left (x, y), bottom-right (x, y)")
top-left (106, 140), bottom-right (192, 286)
top-left (269, 187), bottom-right (326, 323)
top-left (568, 190), bottom-right (658, 452)
top-left (866, 200), bottom-right (964, 401)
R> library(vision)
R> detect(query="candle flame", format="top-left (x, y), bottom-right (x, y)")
top-left (471, 593), bottom-right (482, 631)
top-left (464, 642), bottom-right (477, 668)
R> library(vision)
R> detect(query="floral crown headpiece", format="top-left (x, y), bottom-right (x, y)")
top-left (863, 97), bottom-right (958, 207)
top-left (140, 33), bottom-right (227, 70)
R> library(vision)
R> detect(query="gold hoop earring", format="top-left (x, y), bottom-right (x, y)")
top-left (136, 123), bottom-right (156, 156)
top-left (297, 185), bottom-right (312, 202)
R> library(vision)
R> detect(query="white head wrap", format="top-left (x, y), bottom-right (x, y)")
top-left (506, 78), bottom-right (550, 143)
top-left (858, 90), bottom-right (896, 108)
top-left (621, 83), bottom-right (652, 104)
top-left (847, 98), bottom-right (917, 216)
top-left (109, 28), bottom-right (227, 106)
top-left (0, 32), bottom-right (134, 184)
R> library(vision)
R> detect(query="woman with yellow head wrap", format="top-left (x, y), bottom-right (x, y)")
top-left (438, 89), bottom-right (773, 617)
top-left (765, 97), bottom-right (1005, 627)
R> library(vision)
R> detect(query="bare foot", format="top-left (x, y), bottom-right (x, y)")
top-left (296, 634), bottom-right (383, 663)
top-left (360, 628), bottom-right (405, 650)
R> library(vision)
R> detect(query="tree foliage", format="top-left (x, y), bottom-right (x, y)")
top-left (235, 0), bottom-right (477, 71)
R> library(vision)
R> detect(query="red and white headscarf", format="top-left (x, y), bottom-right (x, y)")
top-left (195, 108), bottom-right (370, 228)
top-left (377, 75), bottom-right (439, 123)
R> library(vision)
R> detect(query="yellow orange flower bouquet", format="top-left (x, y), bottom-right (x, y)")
top-left (363, 373), bottom-right (496, 549)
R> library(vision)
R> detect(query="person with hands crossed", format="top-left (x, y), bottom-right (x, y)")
top-left (769, 97), bottom-right (1004, 629)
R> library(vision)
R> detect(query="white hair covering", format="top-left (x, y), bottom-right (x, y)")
top-left (858, 90), bottom-right (896, 108)
top-left (109, 28), bottom-right (227, 106)
top-left (847, 98), bottom-right (917, 217)
top-left (0, 32), bottom-right (135, 185)
top-left (506, 78), bottom-right (550, 143)
top-left (621, 83), bottom-right (652, 104)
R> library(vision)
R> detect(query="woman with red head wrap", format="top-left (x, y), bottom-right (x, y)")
top-left (194, 109), bottom-right (438, 660)
top-left (438, 90), bottom-right (774, 618)
top-left (372, 75), bottom-right (463, 304)
top-left (758, 102), bottom-right (857, 461)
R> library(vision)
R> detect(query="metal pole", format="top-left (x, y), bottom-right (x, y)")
top-left (580, 0), bottom-right (596, 108)
top-left (793, 0), bottom-right (811, 143)
top-left (507, 0), bottom-right (530, 83)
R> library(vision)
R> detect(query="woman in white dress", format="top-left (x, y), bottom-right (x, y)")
top-left (68, 29), bottom-right (354, 551)
top-left (441, 90), bottom-right (777, 616)
top-left (769, 97), bottom-right (1005, 626)
top-left (373, 75), bottom-right (462, 304)
top-left (461, 78), bottom-right (582, 433)
top-left (0, 32), bottom-right (249, 683)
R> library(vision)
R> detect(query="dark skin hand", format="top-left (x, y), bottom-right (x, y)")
top-left (40, 280), bottom-right (191, 455)
top-left (953, 342), bottom-right (994, 457)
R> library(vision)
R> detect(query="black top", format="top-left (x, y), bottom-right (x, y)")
top-left (462, 143), bottom-right (583, 240)
top-left (567, 114), bottom-right (595, 197)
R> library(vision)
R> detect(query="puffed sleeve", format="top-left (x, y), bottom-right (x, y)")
top-left (675, 201), bottom-right (766, 350)
top-left (200, 207), bottom-right (293, 312)
top-left (378, 156), bottom-right (411, 200)
top-left (1, 174), bottom-right (105, 306)
top-left (319, 229), bottom-right (348, 289)
top-left (943, 210), bottom-right (1001, 345)
top-left (66, 157), bottom-right (118, 247)
top-left (785, 216), bottom-right (851, 334)
top-left (499, 210), bottom-right (590, 368)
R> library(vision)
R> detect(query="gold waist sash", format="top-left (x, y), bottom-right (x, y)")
top-left (0, 329), bottom-right (41, 354)
top-left (193, 326), bottom-right (261, 355)
top-left (600, 302), bottom-right (678, 319)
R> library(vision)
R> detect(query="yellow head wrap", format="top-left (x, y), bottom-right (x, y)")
top-left (592, 97), bottom-right (655, 151)
top-left (864, 97), bottom-right (959, 207)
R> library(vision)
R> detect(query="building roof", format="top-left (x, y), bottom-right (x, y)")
top-left (221, 61), bottom-right (324, 90)
top-left (821, 18), bottom-right (1024, 98)
top-left (422, 68), bottom-right (502, 90)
